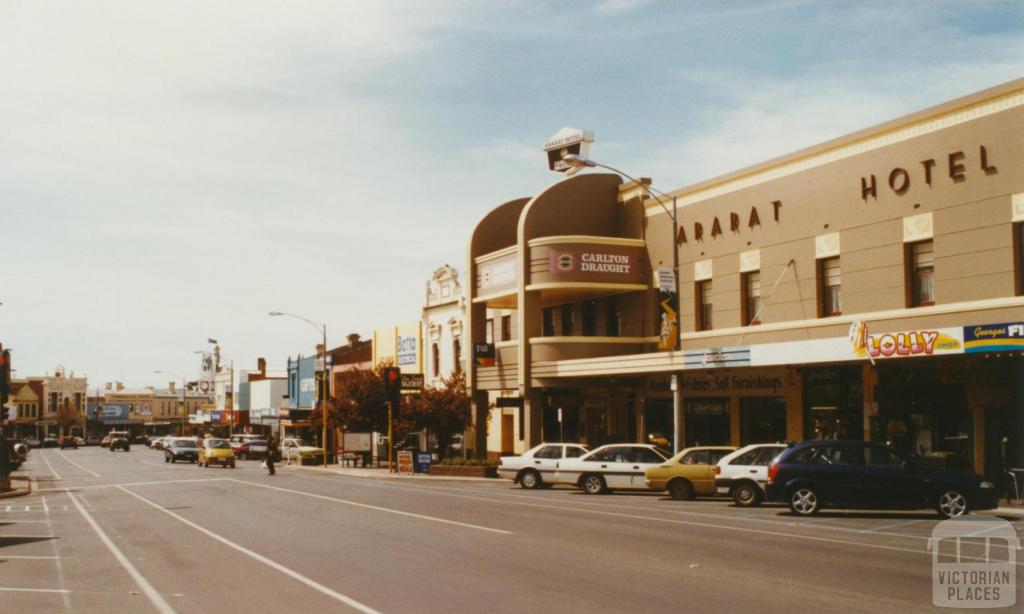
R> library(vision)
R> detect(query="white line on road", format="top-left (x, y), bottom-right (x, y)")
top-left (0, 555), bottom-right (61, 559)
top-left (42, 494), bottom-right (72, 611)
top-left (859, 519), bottom-right (925, 533)
top-left (40, 451), bottom-right (62, 480)
top-left (55, 451), bottom-right (101, 477)
top-left (0, 587), bottom-right (71, 594)
top-left (227, 478), bottom-right (513, 535)
top-left (67, 491), bottom-right (176, 614)
top-left (117, 486), bottom-right (381, 614)
top-left (39, 477), bottom-right (230, 492)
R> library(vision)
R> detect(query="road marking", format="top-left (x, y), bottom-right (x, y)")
top-left (67, 491), bottom-right (176, 614)
top-left (39, 477), bottom-right (230, 492)
top-left (226, 478), bottom-right (512, 536)
top-left (55, 451), bottom-right (101, 477)
top-left (43, 494), bottom-right (72, 612)
top-left (40, 451), bottom-right (63, 480)
top-left (0, 555), bottom-right (61, 559)
top-left (0, 587), bottom-right (71, 594)
top-left (860, 519), bottom-right (925, 533)
top-left (117, 486), bottom-right (381, 614)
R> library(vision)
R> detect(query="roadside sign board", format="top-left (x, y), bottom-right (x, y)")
top-left (401, 373), bottom-right (424, 390)
top-left (397, 450), bottom-right (414, 475)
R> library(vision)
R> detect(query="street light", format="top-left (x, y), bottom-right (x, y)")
top-left (270, 311), bottom-right (329, 467)
top-left (562, 153), bottom-right (684, 453)
top-left (154, 370), bottom-right (187, 437)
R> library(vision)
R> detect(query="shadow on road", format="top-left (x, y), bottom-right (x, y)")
top-left (0, 535), bottom-right (57, 548)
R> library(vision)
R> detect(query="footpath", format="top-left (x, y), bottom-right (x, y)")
top-left (288, 463), bottom-right (496, 482)
top-left (0, 475), bottom-right (32, 498)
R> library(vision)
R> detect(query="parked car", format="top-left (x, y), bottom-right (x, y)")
top-left (100, 435), bottom-right (111, 447)
top-left (279, 438), bottom-right (326, 465)
top-left (715, 443), bottom-right (788, 506)
top-left (234, 439), bottom-right (268, 461)
top-left (229, 434), bottom-right (267, 460)
top-left (553, 444), bottom-right (672, 494)
top-left (108, 431), bottom-right (131, 452)
top-left (42, 437), bottom-right (59, 448)
top-left (22, 437), bottom-right (42, 448)
top-left (198, 438), bottom-right (236, 468)
top-left (132, 435), bottom-right (150, 445)
top-left (85, 436), bottom-right (102, 446)
top-left (150, 437), bottom-right (169, 450)
top-left (59, 436), bottom-right (79, 450)
top-left (498, 443), bottom-right (590, 489)
top-left (765, 440), bottom-right (999, 518)
top-left (164, 437), bottom-right (199, 463)
top-left (74, 436), bottom-right (86, 446)
top-left (645, 446), bottom-right (737, 500)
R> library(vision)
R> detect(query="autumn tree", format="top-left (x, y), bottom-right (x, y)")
top-left (314, 363), bottom-right (418, 446)
top-left (405, 370), bottom-right (471, 458)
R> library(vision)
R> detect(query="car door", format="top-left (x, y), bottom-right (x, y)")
top-left (631, 448), bottom-right (669, 488)
top-left (597, 446), bottom-right (634, 489)
top-left (809, 444), bottom-right (866, 506)
top-left (529, 445), bottom-right (562, 482)
top-left (863, 444), bottom-right (927, 508)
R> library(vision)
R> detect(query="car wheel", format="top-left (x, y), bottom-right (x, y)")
top-left (581, 474), bottom-right (606, 495)
top-left (732, 482), bottom-right (762, 507)
top-left (239, 453), bottom-right (246, 461)
top-left (230, 462), bottom-right (236, 469)
top-left (519, 470), bottom-right (542, 490)
top-left (165, 456), bottom-right (170, 463)
top-left (937, 490), bottom-right (969, 518)
top-left (668, 479), bottom-right (695, 501)
top-left (789, 487), bottom-right (821, 516)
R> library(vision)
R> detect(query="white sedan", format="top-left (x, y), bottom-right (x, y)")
top-left (552, 444), bottom-right (672, 494)
top-left (497, 443), bottom-right (590, 489)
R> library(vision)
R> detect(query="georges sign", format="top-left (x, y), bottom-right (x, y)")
top-left (963, 321), bottom-right (1024, 354)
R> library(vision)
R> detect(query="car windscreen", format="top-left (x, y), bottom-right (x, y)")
top-left (206, 439), bottom-right (231, 449)
top-left (173, 440), bottom-right (197, 448)
top-left (247, 440), bottom-right (268, 446)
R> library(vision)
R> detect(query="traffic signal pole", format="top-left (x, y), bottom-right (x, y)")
top-left (387, 400), bottom-right (393, 474)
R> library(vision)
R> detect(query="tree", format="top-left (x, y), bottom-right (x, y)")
top-left (56, 398), bottom-right (81, 437)
top-left (314, 362), bottom-right (417, 443)
top-left (405, 370), bottom-right (471, 458)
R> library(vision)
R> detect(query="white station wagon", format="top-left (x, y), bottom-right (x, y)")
top-left (552, 444), bottom-right (672, 494)
top-left (715, 443), bottom-right (788, 506)
top-left (497, 443), bottom-right (590, 489)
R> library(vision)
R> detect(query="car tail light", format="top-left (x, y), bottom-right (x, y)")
top-left (767, 460), bottom-right (780, 484)
top-left (713, 465), bottom-right (721, 475)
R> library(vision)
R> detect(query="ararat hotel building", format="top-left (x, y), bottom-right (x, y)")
top-left (466, 78), bottom-right (1024, 477)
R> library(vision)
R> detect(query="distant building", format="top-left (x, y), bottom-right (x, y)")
top-left (422, 265), bottom-right (466, 386)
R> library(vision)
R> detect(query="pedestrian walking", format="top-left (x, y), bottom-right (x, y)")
top-left (265, 434), bottom-right (276, 475)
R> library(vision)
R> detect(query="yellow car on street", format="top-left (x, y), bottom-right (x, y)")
top-left (198, 438), bottom-right (236, 468)
top-left (644, 446), bottom-right (736, 500)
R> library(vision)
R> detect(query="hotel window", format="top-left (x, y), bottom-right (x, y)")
top-left (1015, 222), bottom-right (1023, 296)
top-left (741, 271), bottom-right (762, 325)
top-left (485, 318), bottom-right (494, 344)
top-left (907, 240), bottom-right (935, 307)
top-left (500, 315), bottom-right (512, 341)
top-left (696, 280), bottom-right (713, 331)
top-left (453, 338), bottom-right (462, 372)
top-left (818, 257), bottom-right (842, 317)
top-left (561, 304), bottom-right (575, 336)
top-left (542, 307), bottom-right (555, 336)
top-left (605, 297), bottom-right (620, 336)
top-left (432, 343), bottom-right (440, 377)
top-left (582, 300), bottom-right (598, 336)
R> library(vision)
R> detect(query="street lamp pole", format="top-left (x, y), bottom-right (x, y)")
top-left (562, 154), bottom-right (684, 453)
top-left (270, 311), bottom-right (329, 467)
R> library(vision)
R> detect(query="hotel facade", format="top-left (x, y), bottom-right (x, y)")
top-left (466, 78), bottom-right (1024, 478)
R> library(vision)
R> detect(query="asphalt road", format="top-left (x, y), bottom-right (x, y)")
top-left (2, 446), bottom-right (1021, 613)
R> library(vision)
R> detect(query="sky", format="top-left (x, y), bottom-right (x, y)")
top-left (1, 0), bottom-right (1022, 388)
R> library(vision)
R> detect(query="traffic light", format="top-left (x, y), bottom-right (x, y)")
top-left (381, 367), bottom-right (401, 417)
top-left (0, 349), bottom-right (11, 420)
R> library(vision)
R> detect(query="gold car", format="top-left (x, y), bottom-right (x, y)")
top-left (644, 446), bottom-right (737, 500)
top-left (198, 438), bottom-right (236, 468)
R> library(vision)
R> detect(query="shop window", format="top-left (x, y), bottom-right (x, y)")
top-left (485, 318), bottom-right (494, 343)
top-left (605, 297), bottom-right (620, 336)
top-left (500, 315), bottom-right (512, 341)
top-left (561, 305), bottom-right (574, 336)
top-left (542, 307), bottom-right (555, 336)
top-left (696, 280), bottom-right (713, 331)
top-left (582, 300), bottom-right (597, 336)
top-left (741, 271), bottom-right (761, 325)
top-left (818, 257), bottom-right (842, 317)
top-left (432, 343), bottom-right (440, 377)
top-left (1014, 222), bottom-right (1023, 296)
top-left (906, 240), bottom-right (935, 307)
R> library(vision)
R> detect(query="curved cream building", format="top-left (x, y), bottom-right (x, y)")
top-left (467, 78), bottom-right (1024, 477)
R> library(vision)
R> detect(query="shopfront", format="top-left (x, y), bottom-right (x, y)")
top-left (803, 365), bottom-right (864, 441)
